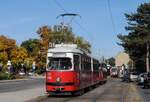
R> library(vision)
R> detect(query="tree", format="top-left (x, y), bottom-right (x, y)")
top-left (10, 47), bottom-right (28, 72)
top-left (106, 57), bottom-right (115, 67)
top-left (0, 35), bottom-right (16, 61)
top-left (21, 39), bottom-right (42, 72)
top-left (37, 25), bottom-right (52, 52)
top-left (75, 36), bottom-right (91, 53)
top-left (0, 52), bottom-right (8, 64)
top-left (118, 3), bottom-right (150, 72)
top-left (0, 35), bottom-right (16, 71)
top-left (52, 25), bottom-right (75, 44)
top-left (37, 24), bottom-right (91, 53)
top-left (24, 57), bottom-right (34, 72)
top-left (21, 39), bottom-right (41, 57)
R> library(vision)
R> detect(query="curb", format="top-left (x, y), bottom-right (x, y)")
top-left (0, 78), bottom-right (31, 83)
top-left (26, 95), bottom-right (48, 102)
top-left (0, 76), bottom-right (45, 83)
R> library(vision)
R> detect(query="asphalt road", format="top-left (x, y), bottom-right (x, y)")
top-left (30, 78), bottom-right (129, 102)
top-left (0, 78), bottom-right (45, 93)
top-left (137, 85), bottom-right (150, 102)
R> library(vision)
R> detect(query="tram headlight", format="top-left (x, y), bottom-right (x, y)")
top-left (56, 77), bottom-right (61, 82)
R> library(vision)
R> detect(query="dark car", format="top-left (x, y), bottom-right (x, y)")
top-left (122, 69), bottom-right (130, 82)
top-left (143, 72), bottom-right (150, 88)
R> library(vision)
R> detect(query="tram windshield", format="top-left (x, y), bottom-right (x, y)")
top-left (47, 57), bottom-right (72, 70)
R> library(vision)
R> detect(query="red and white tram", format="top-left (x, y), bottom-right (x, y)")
top-left (46, 44), bottom-right (107, 95)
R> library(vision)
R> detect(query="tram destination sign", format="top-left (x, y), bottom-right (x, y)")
top-left (52, 53), bottom-right (66, 57)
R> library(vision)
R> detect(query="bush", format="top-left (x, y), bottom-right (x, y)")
top-left (35, 67), bottom-right (46, 74)
top-left (0, 72), bottom-right (11, 80)
top-left (0, 72), bottom-right (25, 80)
top-left (11, 74), bottom-right (24, 79)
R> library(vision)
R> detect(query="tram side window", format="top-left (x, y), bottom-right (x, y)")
top-left (81, 56), bottom-right (84, 71)
top-left (93, 60), bottom-right (99, 71)
top-left (74, 55), bottom-right (80, 71)
top-left (84, 57), bottom-right (91, 71)
top-left (88, 58), bottom-right (91, 71)
top-left (84, 58), bottom-right (86, 71)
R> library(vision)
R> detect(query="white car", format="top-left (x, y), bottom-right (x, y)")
top-left (28, 72), bottom-right (33, 76)
top-left (19, 72), bottom-right (25, 75)
top-left (130, 72), bottom-right (138, 82)
top-left (137, 73), bottom-right (146, 85)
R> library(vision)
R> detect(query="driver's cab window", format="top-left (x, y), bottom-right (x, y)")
top-left (74, 55), bottom-right (80, 71)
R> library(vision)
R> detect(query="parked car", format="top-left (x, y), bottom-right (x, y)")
top-left (28, 72), bottom-right (33, 76)
top-left (143, 72), bottom-right (150, 88)
top-left (129, 72), bottom-right (138, 82)
top-left (19, 72), bottom-right (25, 75)
top-left (137, 73), bottom-right (146, 85)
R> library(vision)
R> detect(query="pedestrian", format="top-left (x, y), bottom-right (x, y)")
top-left (32, 61), bottom-right (36, 75)
top-left (23, 65), bottom-right (27, 74)
top-left (10, 65), bottom-right (14, 74)
top-left (7, 60), bottom-right (11, 74)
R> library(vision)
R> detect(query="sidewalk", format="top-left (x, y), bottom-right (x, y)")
top-left (0, 75), bottom-right (45, 102)
top-left (0, 85), bottom-right (46, 102)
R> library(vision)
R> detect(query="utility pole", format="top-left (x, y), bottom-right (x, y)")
top-left (131, 60), bottom-right (134, 69)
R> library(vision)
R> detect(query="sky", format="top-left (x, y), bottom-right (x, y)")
top-left (0, 0), bottom-right (150, 58)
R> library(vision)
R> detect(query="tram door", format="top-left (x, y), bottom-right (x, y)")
top-left (73, 54), bottom-right (81, 87)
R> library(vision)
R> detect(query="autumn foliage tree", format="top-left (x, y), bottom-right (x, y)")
top-left (37, 24), bottom-right (91, 53)
top-left (0, 35), bottom-right (16, 62)
top-left (10, 47), bottom-right (28, 72)
top-left (0, 35), bottom-right (29, 72)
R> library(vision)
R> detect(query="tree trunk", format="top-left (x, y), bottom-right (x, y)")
top-left (146, 43), bottom-right (149, 72)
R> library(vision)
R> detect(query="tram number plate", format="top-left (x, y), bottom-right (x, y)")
top-left (56, 88), bottom-right (61, 91)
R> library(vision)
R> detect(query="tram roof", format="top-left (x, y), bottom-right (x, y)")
top-left (47, 44), bottom-right (99, 60)
top-left (48, 44), bottom-right (84, 54)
